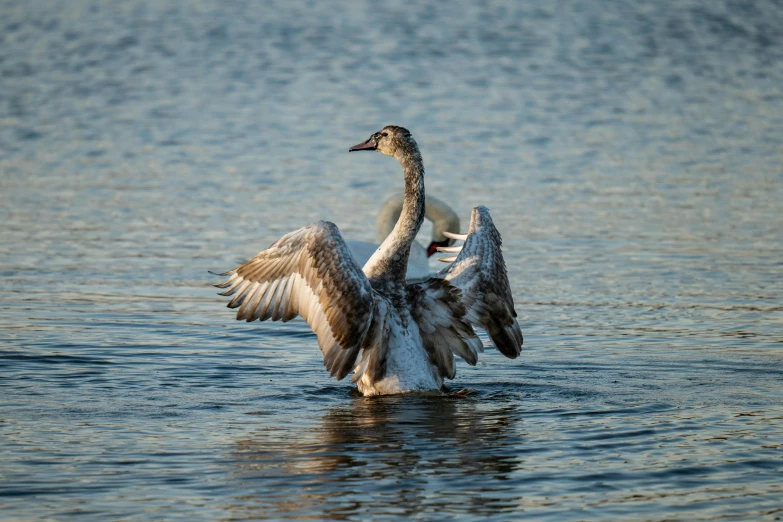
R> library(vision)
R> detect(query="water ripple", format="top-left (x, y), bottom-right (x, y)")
top-left (1, 0), bottom-right (782, 520)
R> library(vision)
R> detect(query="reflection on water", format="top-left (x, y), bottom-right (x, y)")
top-left (232, 395), bottom-right (523, 520)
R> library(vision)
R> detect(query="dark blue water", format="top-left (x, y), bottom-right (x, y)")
top-left (2, 1), bottom-right (782, 520)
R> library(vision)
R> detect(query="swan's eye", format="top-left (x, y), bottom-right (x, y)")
top-left (381, 132), bottom-right (388, 138)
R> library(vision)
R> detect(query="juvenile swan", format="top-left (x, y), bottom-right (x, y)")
top-left (347, 193), bottom-right (460, 281)
top-left (213, 126), bottom-right (523, 395)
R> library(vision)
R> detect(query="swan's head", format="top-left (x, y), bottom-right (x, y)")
top-left (349, 125), bottom-right (418, 158)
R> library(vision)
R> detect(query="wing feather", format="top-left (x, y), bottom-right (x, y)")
top-left (408, 278), bottom-right (483, 379)
top-left (213, 221), bottom-right (378, 379)
top-left (352, 297), bottom-right (391, 383)
top-left (237, 281), bottom-right (262, 319)
top-left (438, 206), bottom-right (523, 358)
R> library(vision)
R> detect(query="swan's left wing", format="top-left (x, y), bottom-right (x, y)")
top-left (437, 206), bottom-right (523, 358)
top-left (212, 221), bottom-right (377, 380)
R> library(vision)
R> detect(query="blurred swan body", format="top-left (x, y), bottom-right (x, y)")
top-left (213, 126), bottom-right (523, 395)
top-left (346, 193), bottom-right (460, 282)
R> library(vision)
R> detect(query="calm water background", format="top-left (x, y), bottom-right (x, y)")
top-left (2, 0), bottom-right (782, 520)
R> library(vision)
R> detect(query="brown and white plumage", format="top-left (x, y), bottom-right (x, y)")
top-left (213, 221), bottom-right (377, 380)
top-left (438, 206), bottom-right (524, 358)
top-left (407, 278), bottom-right (484, 375)
top-left (213, 126), bottom-right (522, 395)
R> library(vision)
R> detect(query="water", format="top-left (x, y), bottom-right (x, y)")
top-left (2, 0), bottom-right (782, 520)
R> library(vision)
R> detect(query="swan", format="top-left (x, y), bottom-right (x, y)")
top-left (213, 126), bottom-right (523, 395)
top-left (346, 193), bottom-right (460, 281)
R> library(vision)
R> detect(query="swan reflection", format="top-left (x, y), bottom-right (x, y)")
top-left (230, 395), bottom-right (524, 519)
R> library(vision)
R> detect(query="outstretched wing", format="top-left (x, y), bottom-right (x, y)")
top-left (437, 206), bottom-right (523, 358)
top-left (408, 278), bottom-right (484, 379)
top-left (213, 221), bottom-right (376, 379)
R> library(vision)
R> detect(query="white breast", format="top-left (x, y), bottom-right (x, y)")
top-left (357, 312), bottom-right (442, 396)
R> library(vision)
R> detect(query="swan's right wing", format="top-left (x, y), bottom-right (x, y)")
top-left (437, 206), bottom-right (523, 358)
top-left (213, 221), bottom-right (377, 379)
top-left (408, 278), bottom-right (484, 379)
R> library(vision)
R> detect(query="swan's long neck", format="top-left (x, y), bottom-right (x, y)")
top-left (364, 147), bottom-right (425, 285)
top-left (394, 150), bottom-right (426, 245)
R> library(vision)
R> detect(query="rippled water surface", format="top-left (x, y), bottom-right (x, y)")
top-left (2, 1), bottom-right (782, 520)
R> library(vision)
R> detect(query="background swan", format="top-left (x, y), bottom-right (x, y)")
top-left (213, 125), bottom-right (522, 395)
top-left (346, 193), bottom-right (460, 281)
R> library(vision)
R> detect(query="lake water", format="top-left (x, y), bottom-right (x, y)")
top-left (1, 0), bottom-right (782, 520)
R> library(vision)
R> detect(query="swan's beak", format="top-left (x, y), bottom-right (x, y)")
top-left (349, 136), bottom-right (377, 152)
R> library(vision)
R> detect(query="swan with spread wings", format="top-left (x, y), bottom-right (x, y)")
top-left (213, 126), bottom-right (523, 395)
